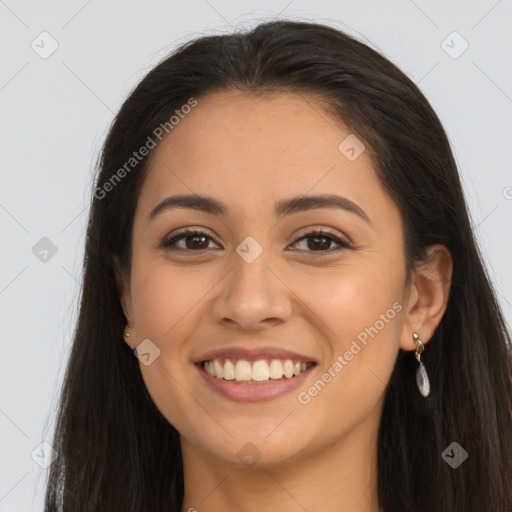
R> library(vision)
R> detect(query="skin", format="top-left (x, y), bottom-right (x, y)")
top-left (116, 91), bottom-right (453, 512)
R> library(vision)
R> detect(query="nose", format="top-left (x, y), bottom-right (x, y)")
top-left (210, 246), bottom-right (294, 331)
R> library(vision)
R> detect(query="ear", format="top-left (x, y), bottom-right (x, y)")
top-left (113, 255), bottom-right (135, 333)
top-left (399, 244), bottom-right (453, 351)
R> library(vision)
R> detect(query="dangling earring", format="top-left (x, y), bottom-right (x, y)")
top-left (413, 332), bottom-right (430, 397)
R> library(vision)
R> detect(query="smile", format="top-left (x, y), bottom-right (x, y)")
top-left (201, 358), bottom-right (315, 383)
top-left (196, 358), bottom-right (318, 402)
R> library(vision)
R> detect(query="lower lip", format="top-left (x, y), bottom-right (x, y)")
top-left (196, 363), bottom-right (316, 403)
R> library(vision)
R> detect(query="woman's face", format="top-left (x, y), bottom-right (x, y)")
top-left (119, 91), bottom-right (415, 467)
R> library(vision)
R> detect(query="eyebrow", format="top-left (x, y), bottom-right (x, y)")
top-left (148, 193), bottom-right (371, 225)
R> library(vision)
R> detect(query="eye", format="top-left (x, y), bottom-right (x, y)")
top-left (160, 227), bottom-right (351, 253)
top-left (290, 229), bottom-right (351, 253)
top-left (160, 229), bottom-right (220, 251)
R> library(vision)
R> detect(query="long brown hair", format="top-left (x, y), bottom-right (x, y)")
top-left (44, 20), bottom-right (512, 511)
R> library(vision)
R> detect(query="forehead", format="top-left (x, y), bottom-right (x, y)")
top-left (136, 91), bottom-right (393, 224)
top-left (151, 91), bottom-right (358, 169)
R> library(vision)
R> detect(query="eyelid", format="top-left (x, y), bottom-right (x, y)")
top-left (160, 225), bottom-right (352, 252)
top-left (160, 227), bottom-right (221, 250)
top-left (292, 225), bottom-right (349, 244)
top-left (168, 226), bottom-right (217, 238)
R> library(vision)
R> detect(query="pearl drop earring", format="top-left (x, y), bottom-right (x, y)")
top-left (413, 332), bottom-right (430, 397)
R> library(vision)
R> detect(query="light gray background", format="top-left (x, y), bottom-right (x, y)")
top-left (1, 1), bottom-right (511, 510)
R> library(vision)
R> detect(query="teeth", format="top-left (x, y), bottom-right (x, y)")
top-left (269, 360), bottom-right (284, 379)
top-left (214, 359), bottom-right (223, 378)
top-left (202, 358), bottom-right (313, 383)
top-left (235, 360), bottom-right (252, 381)
top-left (252, 360), bottom-right (270, 381)
top-left (223, 359), bottom-right (235, 380)
top-left (283, 360), bottom-right (294, 378)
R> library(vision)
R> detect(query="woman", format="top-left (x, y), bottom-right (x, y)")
top-left (44, 20), bottom-right (512, 511)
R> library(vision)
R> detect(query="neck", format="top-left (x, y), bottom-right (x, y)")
top-left (180, 402), bottom-right (384, 512)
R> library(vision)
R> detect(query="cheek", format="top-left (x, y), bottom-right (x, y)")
top-left (130, 258), bottom-right (208, 341)
top-left (129, 265), bottom-right (205, 434)
top-left (293, 257), bottom-right (405, 416)
top-left (303, 256), bottom-right (404, 351)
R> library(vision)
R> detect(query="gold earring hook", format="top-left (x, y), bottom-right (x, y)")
top-left (413, 332), bottom-right (424, 362)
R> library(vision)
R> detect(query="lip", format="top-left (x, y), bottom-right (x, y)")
top-left (193, 345), bottom-right (318, 364)
top-left (195, 362), bottom-right (317, 402)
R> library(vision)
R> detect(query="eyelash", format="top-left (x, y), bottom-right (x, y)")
top-left (160, 228), bottom-right (351, 254)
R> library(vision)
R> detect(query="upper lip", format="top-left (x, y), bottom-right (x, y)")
top-left (194, 346), bottom-right (318, 364)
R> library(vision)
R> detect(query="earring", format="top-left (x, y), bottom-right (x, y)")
top-left (413, 333), bottom-right (430, 397)
top-left (124, 332), bottom-right (131, 339)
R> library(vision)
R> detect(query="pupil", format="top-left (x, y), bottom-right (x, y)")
top-left (308, 235), bottom-right (330, 250)
top-left (186, 235), bottom-right (208, 249)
